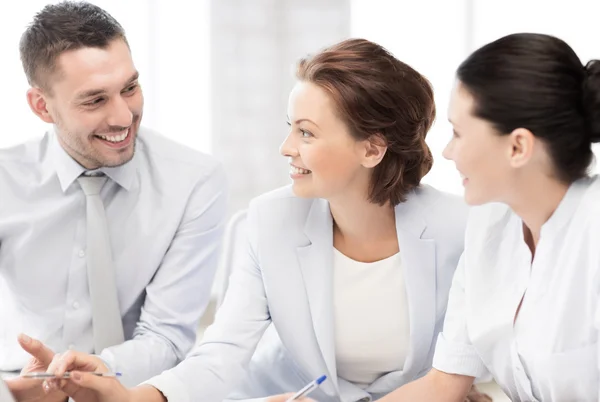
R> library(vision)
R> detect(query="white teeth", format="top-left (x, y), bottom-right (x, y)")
top-left (290, 166), bottom-right (311, 175)
top-left (99, 129), bottom-right (129, 143)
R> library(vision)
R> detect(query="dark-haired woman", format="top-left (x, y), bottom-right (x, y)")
top-left (382, 32), bottom-right (600, 402)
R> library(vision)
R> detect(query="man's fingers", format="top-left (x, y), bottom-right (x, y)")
top-left (50, 350), bottom-right (105, 375)
top-left (43, 378), bottom-right (68, 393)
top-left (18, 334), bottom-right (55, 366)
top-left (47, 350), bottom-right (85, 377)
top-left (5, 377), bottom-right (42, 393)
top-left (46, 352), bottom-right (65, 377)
top-left (68, 371), bottom-right (115, 393)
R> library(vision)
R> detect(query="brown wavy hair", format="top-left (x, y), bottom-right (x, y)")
top-left (296, 38), bottom-right (435, 205)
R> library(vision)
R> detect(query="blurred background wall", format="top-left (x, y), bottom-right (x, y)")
top-left (3, 0), bottom-right (599, 214)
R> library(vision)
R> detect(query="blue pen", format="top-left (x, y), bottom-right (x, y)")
top-left (285, 375), bottom-right (327, 401)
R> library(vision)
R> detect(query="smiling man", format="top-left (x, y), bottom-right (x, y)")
top-left (0, 0), bottom-right (227, 394)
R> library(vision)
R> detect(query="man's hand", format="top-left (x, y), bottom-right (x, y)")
top-left (43, 350), bottom-right (132, 402)
top-left (6, 334), bottom-right (66, 402)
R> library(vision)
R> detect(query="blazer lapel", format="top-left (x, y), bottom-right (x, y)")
top-left (366, 191), bottom-right (438, 395)
top-left (394, 193), bottom-right (436, 376)
top-left (294, 192), bottom-right (437, 396)
top-left (295, 198), bottom-right (339, 393)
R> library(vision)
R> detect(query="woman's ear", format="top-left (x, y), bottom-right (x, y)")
top-left (361, 134), bottom-right (388, 168)
top-left (508, 127), bottom-right (535, 168)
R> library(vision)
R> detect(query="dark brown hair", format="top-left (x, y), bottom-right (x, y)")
top-left (20, 1), bottom-right (127, 92)
top-left (296, 38), bottom-right (435, 206)
top-left (458, 33), bottom-right (600, 183)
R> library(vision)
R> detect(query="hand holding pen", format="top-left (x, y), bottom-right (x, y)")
top-left (11, 334), bottom-right (118, 402)
top-left (266, 375), bottom-right (327, 402)
top-left (286, 375), bottom-right (327, 401)
top-left (19, 344), bottom-right (112, 398)
top-left (22, 372), bottom-right (122, 379)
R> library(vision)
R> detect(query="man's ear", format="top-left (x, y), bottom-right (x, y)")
top-left (27, 87), bottom-right (55, 124)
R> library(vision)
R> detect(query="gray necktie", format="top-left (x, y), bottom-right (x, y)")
top-left (77, 174), bottom-right (125, 353)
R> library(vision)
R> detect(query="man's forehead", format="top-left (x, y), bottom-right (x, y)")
top-left (52, 43), bottom-right (136, 95)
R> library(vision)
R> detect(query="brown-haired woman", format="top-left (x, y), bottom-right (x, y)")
top-left (19, 39), bottom-right (490, 402)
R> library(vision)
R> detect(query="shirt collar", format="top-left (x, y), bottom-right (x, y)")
top-left (540, 176), bottom-right (592, 238)
top-left (50, 126), bottom-right (138, 193)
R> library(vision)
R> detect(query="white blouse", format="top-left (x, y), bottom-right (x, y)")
top-left (433, 176), bottom-right (600, 402)
top-left (333, 248), bottom-right (410, 389)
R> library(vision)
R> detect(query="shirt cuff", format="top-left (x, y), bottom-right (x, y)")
top-left (95, 352), bottom-right (115, 373)
top-left (142, 370), bottom-right (191, 402)
top-left (432, 333), bottom-right (488, 378)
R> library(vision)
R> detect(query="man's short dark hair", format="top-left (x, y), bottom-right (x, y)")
top-left (20, 1), bottom-right (127, 91)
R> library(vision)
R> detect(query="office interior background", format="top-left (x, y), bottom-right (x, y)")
top-left (2, 1), bottom-right (600, 399)
top-left (3, 0), bottom-right (600, 213)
